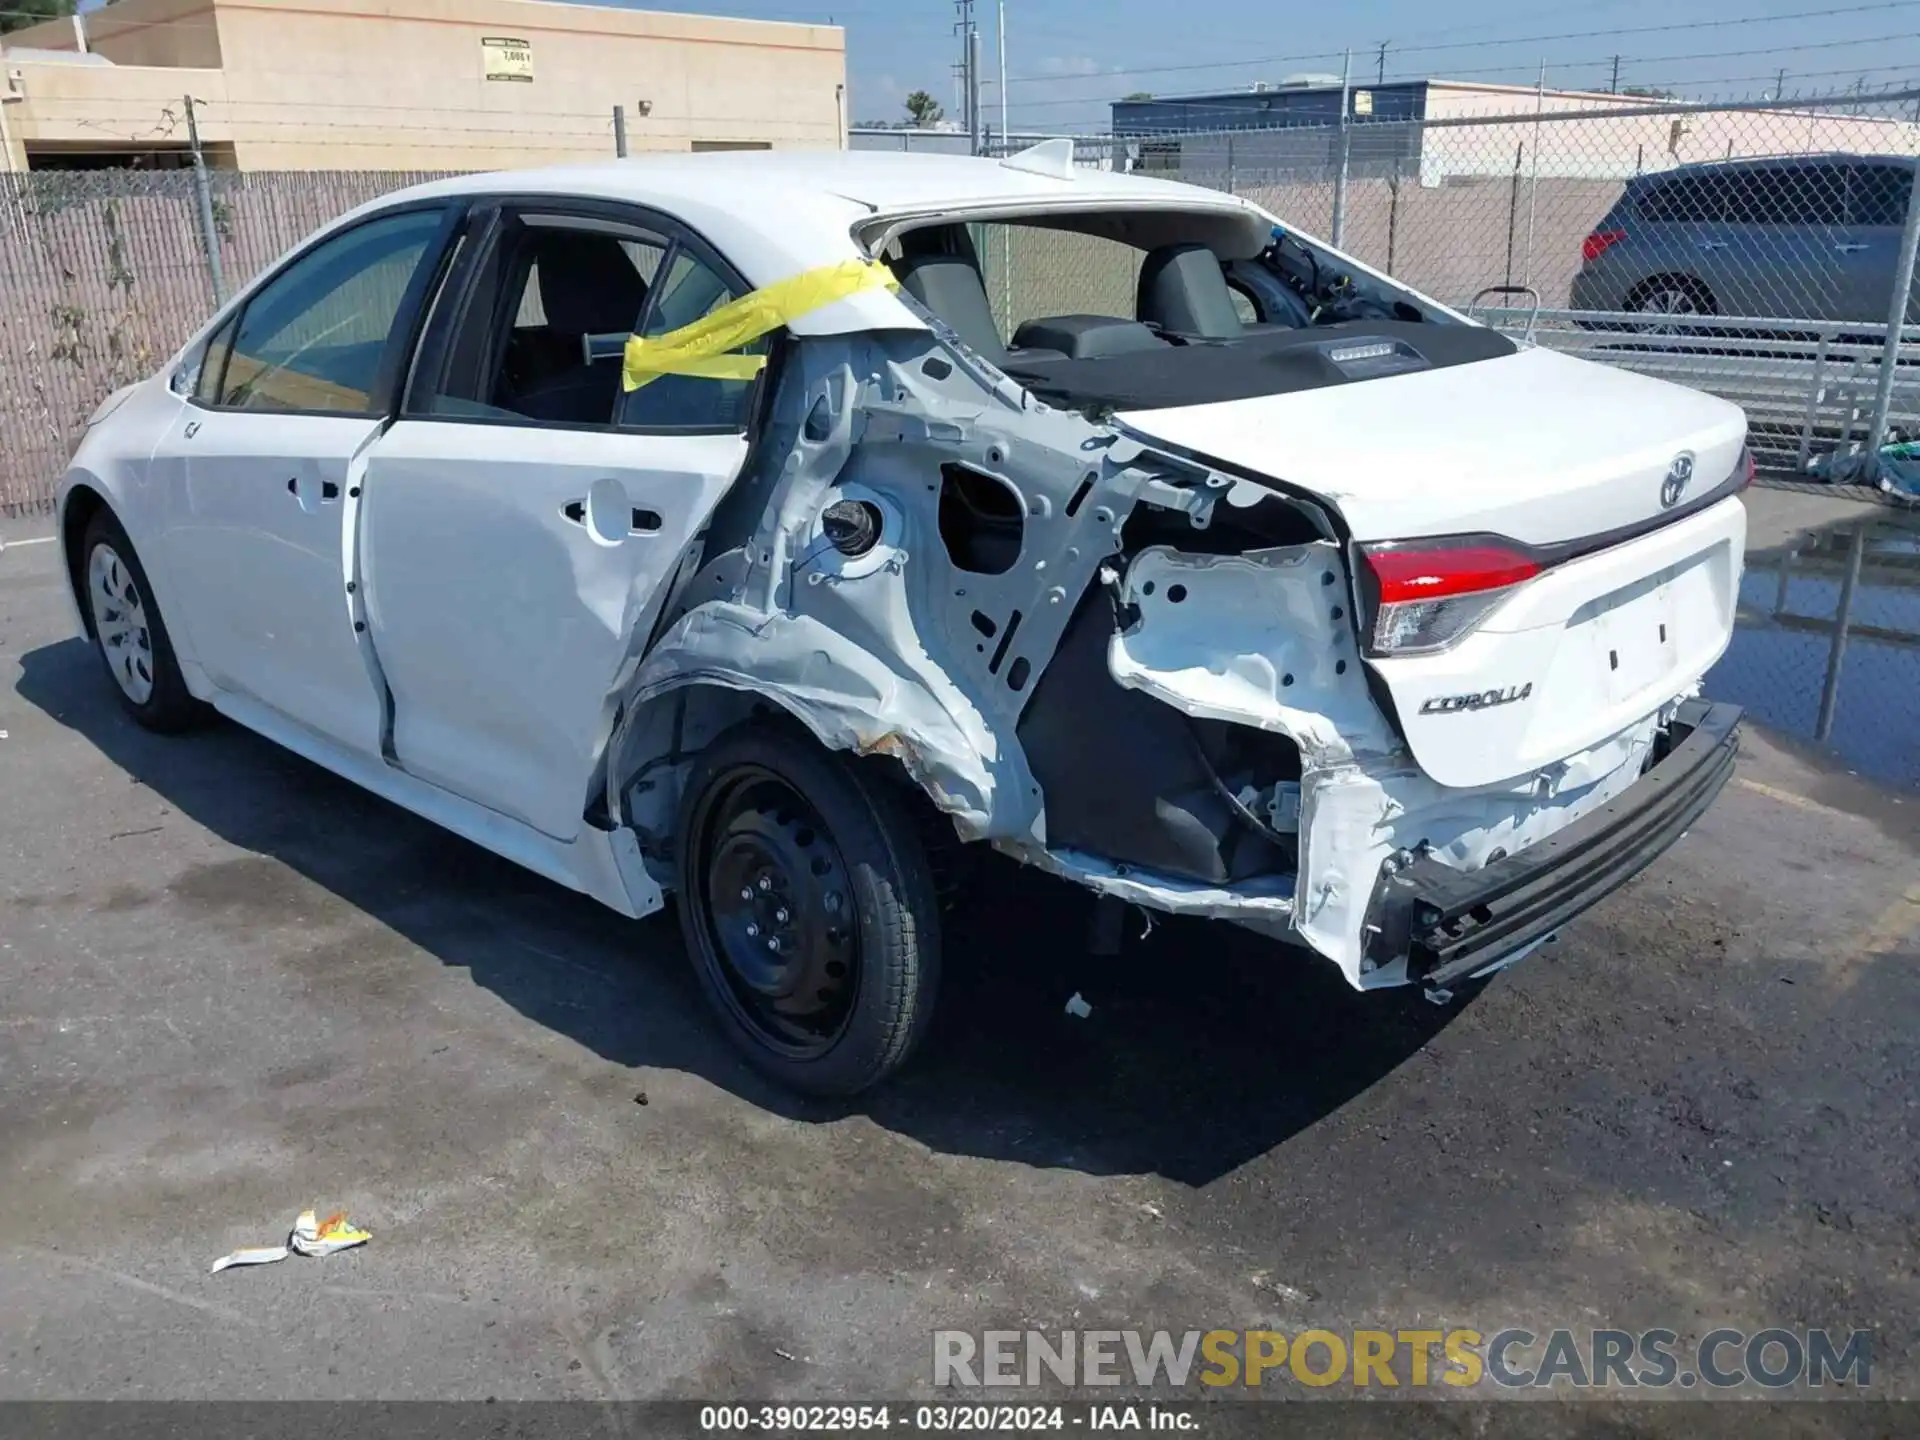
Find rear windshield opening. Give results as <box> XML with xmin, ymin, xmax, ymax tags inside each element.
<box><xmin>880</xmin><ymin>211</ymin><xmax>1506</xmax><ymax>415</ymax></box>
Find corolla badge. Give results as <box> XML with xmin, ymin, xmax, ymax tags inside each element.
<box><xmin>1419</xmin><ymin>683</ymin><xmax>1534</xmax><ymax>715</ymax></box>
<box><xmin>1660</xmin><ymin>452</ymin><xmax>1694</xmax><ymax>509</ymax></box>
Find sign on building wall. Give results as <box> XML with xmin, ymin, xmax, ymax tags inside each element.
<box><xmin>482</xmin><ymin>37</ymin><xmax>534</xmax><ymax>82</ymax></box>
<box><xmin>1352</xmin><ymin>89</ymin><xmax>1373</xmax><ymax>116</ymax></box>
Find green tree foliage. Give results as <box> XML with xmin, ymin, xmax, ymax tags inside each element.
<box><xmin>904</xmin><ymin>90</ymin><xmax>944</xmax><ymax>127</ymax></box>
<box><xmin>0</xmin><ymin>0</ymin><xmax>78</xmax><ymax>36</ymax></box>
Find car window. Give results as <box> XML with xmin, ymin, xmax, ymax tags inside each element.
<box><xmin>1637</xmin><ymin>166</ymin><xmax>1843</xmax><ymax>226</ymax></box>
<box><xmin>426</xmin><ymin>218</ymin><xmax>667</xmax><ymax>428</ymax></box>
<box><xmin>1849</xmin><ymin>164</ymin><xmax>1913</xmax><ymax>226</ymax></box>
<box><xmin>193</xmin><ymin>312</ymin><xmax>238</xmax><ymax>404</ymax></box>
<box><xmin>616</xmin><ymin>246</ymin><xmax>761</xmax><ymax>433</ymax></box>
<box><xmin>1738</xmin><ymin>165</ymin><xmax>1845</xmax><ymax>226</ymax></box>
<box><xmin>219</xmin><ymin>208</ymin><xmax>444</xmax><ymax>414</ymax></box>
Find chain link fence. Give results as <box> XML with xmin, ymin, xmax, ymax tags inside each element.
<box><xmin>981</xmin><ymin>87</ymin><xmax>1920</xmax><ymax>473</ymax></box>
<box><xmin>0</xmin><ymin>103</ymin><xmax>1913</xmax><ymax>787</ymax></box>
<box><xmin>0</xmin><ymin>169</ymin><xmax>453</xmax><ymax>519</ymax></box>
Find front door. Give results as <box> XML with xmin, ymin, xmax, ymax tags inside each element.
<box><xmin>358</xmin><ymin>208</ymin><xmax>759</xmax><ymax>840</ymax></box>
<box><xmin>1834</xmin><ymin>161</ymin><xmax>1916</xmax><ymax>325</ymax></box>
<box><xmin>154</xmin><ymin>205</ymin><xmax>454</xmax><ymax>755</ymax></box>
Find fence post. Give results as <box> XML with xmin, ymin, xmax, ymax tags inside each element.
<box><xmin>183</xmin><ymin>94</ymin><xmax>226</xmax><ymax>306</ymax></box>
<box><xmin>1815</xmin><ymin>521</ymin><xmax>1867</xmax><ymax>742</ymax></box>
<box><xmin>1331</xmin><ymin>49</ymin><xmax>1351</xmax><ymax>249</ymax></box>
<box><xmin>1864</xmin><ymin>161</ymin><xmax>1920</xmax><ymax>459</ymax></box>
<box><xmin>1504</xmin><ymin>142</ymin><xmax>1523</xmax><ymax>286</ymax></box>
<box><xmin>613</xmin><ymin>105</ymin><xmax>628</xmax><ymax>158</ymax></box>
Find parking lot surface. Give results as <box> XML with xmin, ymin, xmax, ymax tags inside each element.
<box><xmin>2</xmin><ymin>518</ymin><xmax>1917</xmax><ymax>1410</ymax></box>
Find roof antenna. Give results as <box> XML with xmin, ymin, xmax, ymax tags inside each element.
<box><xmin>1000</xmin><ymin>137</ymin><xmax>1075</xmax><ymax>178</ymax></box>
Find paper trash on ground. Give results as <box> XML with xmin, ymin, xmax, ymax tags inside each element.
<box><xmin>210</xmin><ymin>1209</ymin><xmax>371</xmax><ymax>1274</ymax></box>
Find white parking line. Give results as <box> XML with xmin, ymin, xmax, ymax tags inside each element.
<box><xmin>2</xmin><ymin>536</ymin><xmax>56</xmax><ymax>548</ymax></box>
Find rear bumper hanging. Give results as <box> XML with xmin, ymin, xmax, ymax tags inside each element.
<box><xmin>1362</xmin><ymin>698</ymin><xmax>1742</xmax><ymax>989</ymax></box>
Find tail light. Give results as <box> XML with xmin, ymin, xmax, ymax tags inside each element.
<box><xmin>1582</xmin><ymin>228</ymin><xmax>1627</xmax><ymax>262</ymax></box>
<box><xmin>1360</xmin><ymin>537</ymin><xmax>1542</xmax><ymax>656</ymax></box>
<box><xmin>1740</xmin><ymin>445</ymin><xmax>1756</xmax><ymax>489</ymax></box>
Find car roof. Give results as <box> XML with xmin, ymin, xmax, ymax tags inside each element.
<box><xmin>343</xmin><ymin>148</ymin><xmax>1270</xmax><ymax>336</ymax></box>
<box><xmin>1630</xmin><ymin>151</ymin><xmax>1918</xmax><ymax>185</ymax></box>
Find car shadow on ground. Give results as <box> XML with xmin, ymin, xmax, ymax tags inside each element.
<box><xmin>17</xmin><ymin>636</ymin><xmax>1474</xmax><ymax>1186</ymax></box>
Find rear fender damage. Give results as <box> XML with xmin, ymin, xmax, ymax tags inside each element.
<box><xmin>603</xmin><ymin>328</ymin><xmax>1249</xmax><ymax>857</ymax></box>
<box><xmin>597</xmin><ymin>324</ymin><xmax>1665</xmax><ymax>992</ymax></box>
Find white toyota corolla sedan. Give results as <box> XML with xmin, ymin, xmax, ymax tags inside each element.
<box><xmin>55</xmin><ymin>145</ymin><xmax>1749</xmax><ymax>1094</ymax></box>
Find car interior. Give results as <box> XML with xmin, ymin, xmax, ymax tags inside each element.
<box><xmin>886</xmin><ymin>222</ymin><xmax>1272</xmax><ymax>367</ymax></box>
<box><xmin>492</xmin><ymin>228</ymin><xmax>652</xmax><ymax>425</ymax></box>
<box><xmin>882</xmin><ymin>219</ymin><xmax>1502</xmax><ymax>413</ymax></box>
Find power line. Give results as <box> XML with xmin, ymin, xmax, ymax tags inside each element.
<box><xmin>998</xmin><ymin>0</ymin><xmax>1920</xmax><ymax>87</ymax></box>
<box><xmin>1002</xmin><ymin>34</ymin><xmax>1920</xmax><ymax>112</ymax></box>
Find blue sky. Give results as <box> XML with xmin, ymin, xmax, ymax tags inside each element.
<box><xmin>593</xmin><ymin>0</ymin><xmax>1920</xmax><ymax>130</ymax></box>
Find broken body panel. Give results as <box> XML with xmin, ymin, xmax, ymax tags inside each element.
<box><xmin>604</xmin><ymin>292</ymin><xmax>1746</xmax><ymax>990</ymax></box>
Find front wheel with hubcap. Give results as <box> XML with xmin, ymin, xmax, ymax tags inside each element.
<box><xmin>675</xmin><ymin>723</ymin><xmax>941</xmax><ymax>1096</ymax></box>
<box><xmin>81</xmin><ymin>509</ymin><xmax>199</xmax><ymax>732</ymax></box>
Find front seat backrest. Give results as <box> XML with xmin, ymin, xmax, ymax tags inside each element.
<box><xmin>1137</xmin><ymin>243</ymin><xmax>1245</xmax><ymax>340</ymax></box>
<box><xmin>894</xmin><ymin>252</ymin><xmax>1006</xmax><ymax>360</ymax></box>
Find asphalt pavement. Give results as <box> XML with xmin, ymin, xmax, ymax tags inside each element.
<box><xmin>2</xmin><ymin>519</ymin><xmax>1916</xmax><ymax>1417</ymax></box>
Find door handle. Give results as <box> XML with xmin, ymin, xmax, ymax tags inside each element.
<box><xmin>1834</xmin><ymin>242</ymin><xmax>1870</xmax><ymax>254</ymax></box>
<box><xmin>286</xmin><ymin>477</ymin><xmax>341</xmax><ymax>503</ymax></box>
<box><xmin>562</xmin><ymin>498</ymin><xmax>661</xmax><ymax>534</ymax></box>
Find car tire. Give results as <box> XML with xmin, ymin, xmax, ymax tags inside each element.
<box><xmin>674</xmin><ymin>721</ymin><xmax>942</xmax><ymax>1096</ymax></box>
<box><xmin>1624</xmin><ymin>275</ymin><xmax>1717</xmax><ymax>334</ymax></box>
<box><xmin>79</xmin><ymin>509</ymin><xmax>200</xmax><ymax>733</ymax></box>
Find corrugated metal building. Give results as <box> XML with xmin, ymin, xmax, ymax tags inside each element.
<box><xmin>1112</xmin><ymin>79</ymin><xmax>1920</xmax><ymax>188</ymax></box>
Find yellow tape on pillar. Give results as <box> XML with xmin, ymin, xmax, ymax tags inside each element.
<box><xmin>622</xmin><ymin>257</ymin><xmax>901</xmax><ymax>392</ymax></box>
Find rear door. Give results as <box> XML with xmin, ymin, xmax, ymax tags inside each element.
<box><xmin>150</xmin><ymin>205</ymin><xmax>456</xmax><ymax>755</ymax></box>
<box><xmin>358</xmin><ymin>202</ymin><xmax>759</xmax><ymax>841</ymax></box>
<box><xmin>1682</xmin><ymin>164</ymin><xmax>1845</xmax><ymax>322</ymax></box>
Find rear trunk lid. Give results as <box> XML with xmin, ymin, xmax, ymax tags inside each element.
<box><xmin>1117</xmin><ymin>343</ymin><xmax>1747</xmax><ymax>545</ymax></box>
<box><xmin>1117</xmin><ymin>344</ymin><xmax>1750</xmax><ymax>787</ymax></box>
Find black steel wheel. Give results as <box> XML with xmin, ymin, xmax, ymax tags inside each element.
<box><xmin>676</xmin><ymin>723</ymin><xmax>941</xmax><ymax>1095</ymax></box>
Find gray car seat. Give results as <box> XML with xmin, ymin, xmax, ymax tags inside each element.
<box><xmin>1136</xmin><ymin>242</ymin><xmax>1246</xmax><ymax>340</ymax></box>
<box><xmin>510</xmin><ymin>232</ymin><xmax>651</xmax><ymax>424</ymax></box>
<box><xmin>894</xmin><ymin>251</ymin><xmax>1008</xmax><ymax>360</ymax></box>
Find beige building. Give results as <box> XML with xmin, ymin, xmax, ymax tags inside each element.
<box><xmin>0</xmin><ymin>0</ymin><xmax>847</xmax><ymax>170</ymax></box>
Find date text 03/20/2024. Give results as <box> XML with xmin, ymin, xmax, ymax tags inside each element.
<box><xmin>699</xmin><ymin>1405</ymin><xmax>1191</xmax><ymax>1431</ymax></box>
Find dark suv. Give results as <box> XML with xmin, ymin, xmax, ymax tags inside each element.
<box><xmin>1570</xmin><ymin>153</ymin><xmax>1917</xmax><ymax>327</ymax></box>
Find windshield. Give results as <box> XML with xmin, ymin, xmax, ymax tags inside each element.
<box><xmin>883</xmin><ymin>212</ymin><xmax>1501</xmax><ymax>416</ymax></box>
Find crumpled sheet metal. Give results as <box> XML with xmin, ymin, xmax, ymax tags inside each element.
<box><xmin>1107</xmin><ymin>541</ymin><xmax>1399</xmax><ymax>767</ymax></box>
<box><xmin>621</xmin><ymin>602</ymin><xmax>1027</xmax><ymax>842</ymax></box>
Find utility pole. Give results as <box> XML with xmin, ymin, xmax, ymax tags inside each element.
<box><xmin>1376</xmin><ymin>41</ymin><xmax>1387</xmax><ymax>86</ymax></box>
<box><xmin>1332</xmin><ymin>48</ymin><xmax>1352</xmax><ymax>248</ymax></box>
<box><xmin>613</xmin><ymin>104</ymin><xmax>628</xmax><ymax>157</ymax></box>
<box><xmin>953</xmin><ymin>0</ymin><xmax>980</xmax><ymax>150</ymax></box>
<box><xmin>1608</xmin><ymin>55</ymin><xmax>1620</xmax><ymax>94</ymax></box>
<box><xmin>997</xmin><ymin>0</ymin><xmax>1008</xmax><ymax>153</ymax></box>
<box><xmin>1774</xmin><ymin>67</ymin><xmax>1787</xmax><ymax>99</ymax></box>
<box><xmin>970</xmin><ymin>24</ymin><xmax>983</xmax><ymax>154</ymax></box>
<box><xmin>183</xmin><ymin>94</ymin><xmax>226</xmax><ymax>305</ymax></box>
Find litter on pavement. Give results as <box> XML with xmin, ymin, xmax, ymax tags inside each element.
<box><xmin>209</xmin><ymin>1209</ymin><xmax>371</xmax><ymax>1274</ymax></box>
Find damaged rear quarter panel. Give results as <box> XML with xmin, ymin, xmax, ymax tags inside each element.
<box><xmin>601</xmin><ymin>323</ymin><xmax>1678</xmax><ymax>996</ymax></box>
<box><xmin>608</xmin><ymin>328</ymin><xmax>1200</xmax><ymax>845</ymax></box>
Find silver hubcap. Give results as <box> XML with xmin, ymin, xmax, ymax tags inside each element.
<box><xmin>1634</xmin><ymin>288</ymin><xmax>1699</xmax><ymax>335</ymax></box>
<box><xmin>88</xmin><ymin>542</ymin><xmax>155</xmax><ymax>705</ymax></box>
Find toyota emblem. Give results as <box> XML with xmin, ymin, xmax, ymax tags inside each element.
<box><xmin>1660</xmin><ymin>453</ymin><xmax>1694</xmax><ymax>509</ymax></box>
